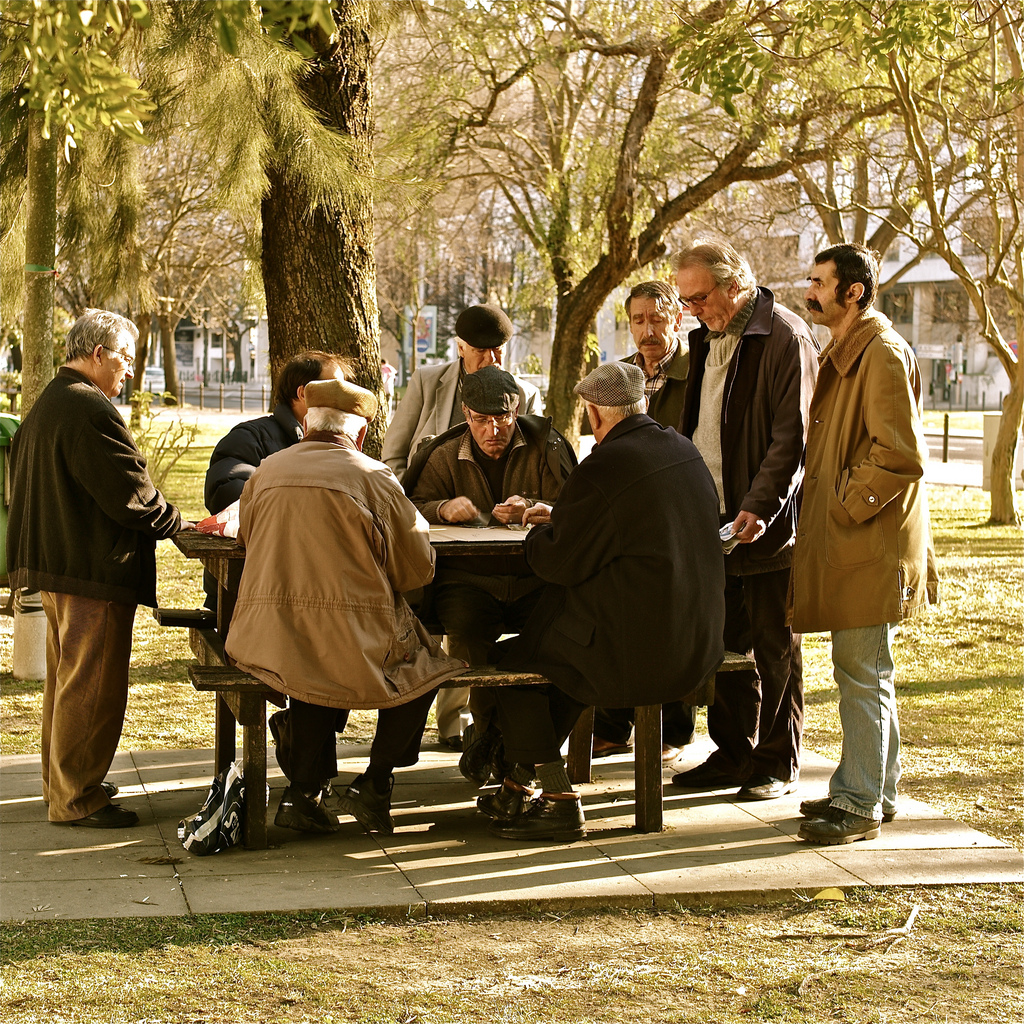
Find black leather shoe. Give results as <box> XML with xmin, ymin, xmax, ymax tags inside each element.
<box><xmin>477</xmin><ymin>778</ymin><xmax>537</xmax><ymax>820</ymax></box>
<box><xmin>459</xmin><ymin>724</ymin><xmax>501</xmax><ymax>786</ymax></box>
<box><xmin>800</xmin><ymin>795</ymin><xmax>896</xmax><ymax>823</ymax></box>
<box><xmin>58</xmin><ymin>804</ymin><xmax>139</xmax><ymax>828</ymax></box>
<box><xmin>334</xmin><ymin>773</ymin><xmax>395</xmax><ymax>834</ymax></box>
<box><xmin>670</xmin><ymin>762</ymin><xmax>748</xmax><ymax>790</ymax></box>
<box><xmin>798</xmin><ymin>810</ymin><xmax>881</xmax><ymax>845</ymax></box>
<box><xmin>101</xmin><ymin>780</ymin><xmax>119</xmax><ymax>798</ymax></box>
<box><xmin>489</xmin><ymin>793</ymin><xmax>586</xmax><ymax>842</ymax></box>
<box><xmin>439</xmin><ymin>733</ymin><xmax>463</xmax><ymax>752</ymax></box>
<box><xmin>736</xmin><ymin>775</ymin><xmax>798</xmax><ymax>800</ymax></box>
<box><xmin>274</xmin><ymin>786</ymin><xmax>340</xmax><ymax>833</ymax></box>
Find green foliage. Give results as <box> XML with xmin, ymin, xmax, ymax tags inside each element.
<box><xmin>0</xmin><ymin>0</ymin><xmax>155</xmax><ymax>150</ymax></box>
<box><xmin>128</xmin><ymin>389</ymin><xmax>198</xmax><ymax>490</ymax></box>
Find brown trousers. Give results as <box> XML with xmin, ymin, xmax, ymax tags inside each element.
<box><xmin>41</xmin><ymin>591</ymin><xmax>136</xmax><ymax>821</ymax></box>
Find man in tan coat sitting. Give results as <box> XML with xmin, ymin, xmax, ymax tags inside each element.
<box><xmin>225</xmin><ymin>378</ymin><xmax>465</xmax><ymax>836</ymax></box>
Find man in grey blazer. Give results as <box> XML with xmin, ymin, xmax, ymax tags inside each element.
<box><xmin>383</xmin><ymin>303</ymin><xmax>541</xmax><ymax>749</ymax></box>
<box><xmin>383</xmin><ymin>305</ymin><xmax>541</xmax><ymax>482</ymax></box>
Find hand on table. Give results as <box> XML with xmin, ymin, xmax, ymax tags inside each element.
<box><xmin>731</xmin><ymin>510</ymin><xmax>766</xmax><ymax>544</ymax></box>
<box><xmin>492</xmin><ymin>494</ymin><xmax>531</xmax><ymax>524</ymax></box>
<box><xmin>439</xmin><ymin>496</ymin><xmax>481</xmax><ymax>523</ymax></box>
<box><xmin>522</xmin><ymin>502</ymin><xmax>553</xmax><ymax>527</ymax></box>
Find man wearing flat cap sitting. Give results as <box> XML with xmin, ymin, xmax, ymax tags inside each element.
<box><xmin>383</xmin><ymin>303</ymin><xmax>541</xmax><ymax>749</ymax></box>
<box><xmin>225</xmin><ymin>378</ymin><xmax>465</xmax><ymax>836</ymax></box>
<box><xmin>404</xmin><ymin>364</ymin><xmax>576</xmax><ymax>780</ymax></box>
<box><xmin>481</xmin><ymin>362</ymin><xmax>726</xmax><ymax>841</ymax></box>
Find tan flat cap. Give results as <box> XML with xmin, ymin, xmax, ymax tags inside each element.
<box><xmin>574</xmin><ymin>362</ymin><xmax>645</xmax><ymax>406</ymax></box>
<box><xmin>304</xmin><ymin>377</ymin><xmax>378</xmax><ymax>420</ymax></box>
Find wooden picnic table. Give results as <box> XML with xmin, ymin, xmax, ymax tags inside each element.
<box><xmin>167</xmin><ymin>528</ymin><xmax>751</xmax><ymax>847</ymax></box>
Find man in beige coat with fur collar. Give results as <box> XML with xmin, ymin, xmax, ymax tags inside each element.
<box><xmin>791</xmin><ymin>243</ymin><xmax>938</xmax><ymax>846</ymax></box>
<box><xmin>226</xmin><ymin>378</ymin><xmax>465</xmax><ymax>836</ymax></box>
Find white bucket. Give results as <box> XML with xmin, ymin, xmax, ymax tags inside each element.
<box><xmin>13</xmin><ymin>589</ymin><xmax>47</xmax><ymax>681</ymax></box>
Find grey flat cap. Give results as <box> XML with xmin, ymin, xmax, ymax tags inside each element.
<box><xmin>574</xmin><ymin>361</ymin><xmax>645</xmax><ymax>406</ymax></box>
<box><xmin>455</xmin><ymin>304</ymin><xmax>514</xmax><ymax>349</ymax></box>
<box><xmin>461</xmin><ymin>365</ymin><xmax>520</xmax><ymax>415</ymax></box>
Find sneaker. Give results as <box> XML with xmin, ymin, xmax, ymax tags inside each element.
<box><xmin>333</xmin><ymin>773</ymin><xmax>395</xmax><ymax>835</ymax></box>
<box><xmin>736</xmin><ymin>775</ymin><xmax>798</xmax><ymax>801</ymax></box>
<box><xmin>488</xmin><ymin>792</ymin><xmax>586</xmax><ymax>842</ymax></box>
<box><xmin>800</xmin><ymin>795</ymin><xmax>897</xmax><ymax>823</ymax></box>
<box><xmin>477</xmin><ymin>778</ymin><xmax>537</xmax><ymax>820</ymax></box>
<box><xmin>274</xmin><ymin>785</ymin><xmax>340</xmax><ymax>833</ymax></box>
<box><xmin>798</xmin><ymin>810</ymin><xmax>881</xmax><ymax>845</ymax></box>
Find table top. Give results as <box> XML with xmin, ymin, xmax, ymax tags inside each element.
<box><xmin>172</xmin><ymin>525</ymin><xmax>528</xmax><ymax>562</ymax></box>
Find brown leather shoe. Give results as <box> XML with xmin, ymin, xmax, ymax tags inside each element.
<box><xmin>592</xmin><ymin>736</ymin><xmax>632</xmax><ymax>757</ymax></box>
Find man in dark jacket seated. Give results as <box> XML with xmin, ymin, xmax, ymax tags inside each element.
<box><xmin>404</xmin><ymin>365</ymin><xmax>575</xmax><ymax>776</ymax></box>
<box><xmin>483</xmin><ymin>362</ymin><xmax>726</xmax><ymax>841</ymax></box>
<box><xmin>204</xmin><ymin>350</ymin><xmax>348</xmax><ymax>515</ymax></box>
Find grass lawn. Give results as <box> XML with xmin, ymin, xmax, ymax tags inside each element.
<box><xmin>1</xmin><ymin>417</ymin><xmax>1021</xmax><ymax>1024</ymax></box>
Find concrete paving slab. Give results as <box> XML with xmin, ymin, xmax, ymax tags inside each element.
<box><xmin>821</xmin><ymin>846</ymin><xmax>1024</xmax><ymax>885</ymax></box>
<box><xmin>2</xmin><ymin>877</ymin><xmax>189</xmax><ymax>920</ymax></box>
<box><xmin>3</xmin><ymin>743</ymin><xmax>1020</xmax><ymax>920</ymax></box>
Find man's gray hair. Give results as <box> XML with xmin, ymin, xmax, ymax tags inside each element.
<box><xmin>305</xmin><ymin>406</ymin><xmax>366</xmax><ymax>438</ymax></box>
<box><xmin>66</xmin><ymin>308</ymin><xmax>139</xmax><ymax>362</ymax></box>
<box><xmin>671</xmin><ymin>239</ymin><xmax>757</xmax><ymax>293</ymax></box>
<box><xmin>591</xmin><ymin>397</ymin><xmax>648</xmax><ymax>421</ymax></box>
<box><xmin>625</xmin><ymin>280</ymin><xmax>683</xmax><ymax>317</ymax></box>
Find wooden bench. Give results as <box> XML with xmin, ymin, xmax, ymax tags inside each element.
<box><xmin>169</xmin><ymin>605</ymin><xmax>752</xmax><ymax>847</ymax></box>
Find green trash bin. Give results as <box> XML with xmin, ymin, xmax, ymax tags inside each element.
<box><xmin>0</xmin><ymin>412</ymin><xmax>20</xmax><ymax>578</ymax></box>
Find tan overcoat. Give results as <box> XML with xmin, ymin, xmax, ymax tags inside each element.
<box><xmin>225</xmin><ymin>435</ymin><xmax>465</xmax><ymax>709</ymax></box>
<box><xmin>789</xmin><ymin>312</ymin><xmax>939</xmax><ymax>633</ymax></box>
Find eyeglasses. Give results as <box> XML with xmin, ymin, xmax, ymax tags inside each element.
<box><xmin>101</xmin><ymin>345</ymin><xmax>135</xmax><ymax>368</ymax></box>
<box><xmin>677</xmin><ymin>291</ymin><xmax>712</xmax><ymax>309</ymax></box>
<box><xmin>467</xmin><ymin>411</ymin><xmax>515</xmax><ymax>427</ymax></box>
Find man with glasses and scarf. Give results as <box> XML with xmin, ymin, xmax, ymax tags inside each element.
<box><xmin>6</xmin><ymin>309</ymin><xmax>192</xmax><ymax>828</ymax></box>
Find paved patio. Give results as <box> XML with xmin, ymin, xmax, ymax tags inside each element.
<box><xmin>2</xmin><ymin>738</ymin><xmax>1019</xmax><ymax>921</ymax></box>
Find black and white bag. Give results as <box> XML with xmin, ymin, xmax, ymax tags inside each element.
<box><xmin>178</xmin><ymin>761</ymin><xmax>245</xmax><ymax>856</ymax></box>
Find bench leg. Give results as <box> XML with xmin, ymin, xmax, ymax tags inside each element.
<box><xmin>567</xmin><ymin>706</ymin><xmax>594</xmax><ymax>784</ymax></box>
<box><xmin>214</xmin><ymin>695</ymin><xmax>236</xmax><ymax>775</ymax></box>
<box><xmin>241</xmin><ymin>714</ymin><xmax>268</xmax><ymax>850</ymax></box>
<box><xmin>634</xmin><ymin>704</ymin><xmax>664</xmax><ymax>832</ymax></box>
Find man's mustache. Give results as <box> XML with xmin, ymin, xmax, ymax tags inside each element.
<box><xmin>806</xmin><ymin>300</ymin><xmax>823</xmax><ymax>312</ymax></box>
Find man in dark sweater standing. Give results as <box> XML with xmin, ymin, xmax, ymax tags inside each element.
<box><xmin>7</xmin><ymin>309</ymin><xmax>191</xmax><ymax>828</ymax></box>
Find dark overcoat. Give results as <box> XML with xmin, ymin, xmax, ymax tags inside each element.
<box><xmin>501</xmin><ymin>414</ymin><xmax>726</xmax><ymax>707</ymax></box>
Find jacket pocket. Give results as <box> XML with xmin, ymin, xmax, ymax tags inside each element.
<box><xmin>824</xmin><ymin>489</ymin><xmax>884</xmax><ymax>568</ymax></box>
<box><xmin>553</xmin><ymin>612</ymin><xmax>595</xmax><ymax>648</ymax></box>
<box><xmin>104</xmin><ymin>531</ymin><xmax>137</xmax><ymax>566</ymax></box>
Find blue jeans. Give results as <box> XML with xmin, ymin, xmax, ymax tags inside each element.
<box><xmin>828</xmin><ymin>623</ymin><xmax>900</xmax><ymax>820</ymax></box>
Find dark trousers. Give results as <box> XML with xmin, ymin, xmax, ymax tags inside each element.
<box><xmin>705</xmin><ymin>569</ymin><xmax>803</xmax><ymax>781</ymax></box>
<box><xmin>493</xmin><ymin>683</ymin><xmax>588</xmax><ymax>766</ymax></box>
<box><xmin>273</xmin><ymin>688</ymin><xmax>438</xmax><ymax>791</ymax></box>
<box><xmin>434</xmin><ymin>581</ymin><xmax>544</xmax><ymax>733</ymax></box>
<box><xmin>594</xmin><ymin>702</ymin><xmax>696</xmax><ymax>747</ymax></box>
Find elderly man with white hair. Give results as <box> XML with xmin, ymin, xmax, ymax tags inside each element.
<box><xmin>225</xmin><ymin>377</ymin><xmax>465</xmax><ymax>836</ymax></box>
<box><xmin>482</xmin><ymin>362</ymin><xmax>726</xmax><ymax>842</ymax></box>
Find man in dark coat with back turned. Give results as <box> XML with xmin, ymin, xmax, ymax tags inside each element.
<box><xmin>6</xmin><ymin>309</ymin><xmax>190</xmax><ymax>828</ymax></box>
<box><xmin>483</xmin><ymin>362</ymin><xmax>725</xmax><ymax>841</ymax></box>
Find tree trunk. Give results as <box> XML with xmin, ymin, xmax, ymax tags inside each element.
<box><xmin>126</xmin><ymin>311</ymin><xmax>152</xmax><ymax>402</ymax></box>
<box><xmin>158</xmin><ymin>313</ymin><xmax>181</xmax><ymax>398</ymax></box>
<box><xmin>261</xmin><ymin>2</ymin><xmax>384</xmax><ymax>456</ymax></box>
<box><xmin>989</xmin><ymin>356</ymin><xmax>1023</xmax><ymax>527</ymax></box>
<box><xmin>21</xmin><ymin>111</ymin><xmax>57</xmax><ymax>416</ymax></box>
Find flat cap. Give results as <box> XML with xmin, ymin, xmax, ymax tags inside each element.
<box><xmin>304</xmin><ymin>377</ymin><xmax>379</xmax><ymax>421</ymax></box>
<box><xmin>574</xmin><ymin>361</ymin><xmax>645</xmax><ymax>406</ymax></box>
<box><xmin>461</xmin><ymin>365</ymin><xmax>520</xmax><ymax>416</ymax></box>
<box><xmin>455</xmin><ymin>304</ymin><xmax>514</xmax><ymax>349</ymax></box>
